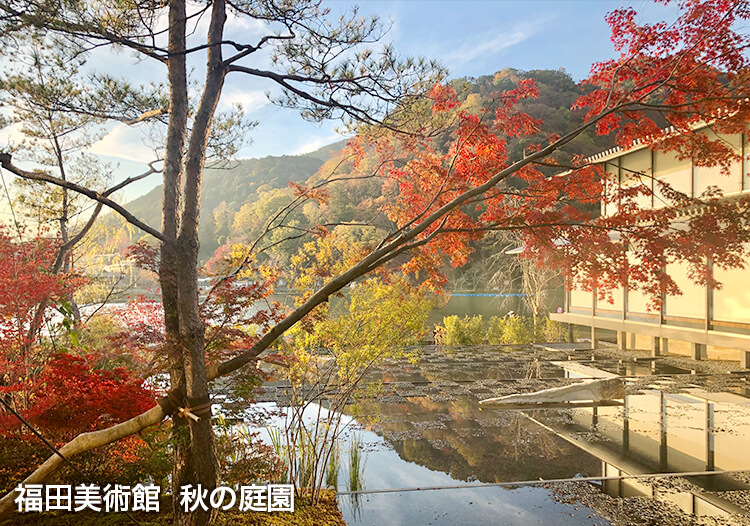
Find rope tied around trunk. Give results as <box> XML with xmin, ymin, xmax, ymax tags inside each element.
<box><xmin>157</xmin><ymin>389</ymin><xmax>212</xmax><ymax>422</ymax></box>
<box><xmin>183</xmin><ymin>395</ymin><xmax>213</xmax><ymax>421</ymax></box>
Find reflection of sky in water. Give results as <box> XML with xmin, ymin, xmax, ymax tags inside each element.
<box><xmin>242</xmin><ymin>347</ymin><xmax>750</xmax><ymax>523</ymax></box>
<box><xmin>339</xmin><ymin>430</ymin><xmax>609</xmax><ymax>526</ymax></box>
<box><xmin>343</xmin><ymin>487</ymin><xmax>609</xmax><ymax>526</ymax></box>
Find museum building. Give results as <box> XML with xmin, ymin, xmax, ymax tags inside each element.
<box><xmin>550</xmin><ymin>127</ymin><xmax>750</xmax><ymax>365</ymax></box>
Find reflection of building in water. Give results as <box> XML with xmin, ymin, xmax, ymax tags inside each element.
<box><xmin>534</xmin><ymin>363</ymin><xmax>750</xmax><ymax>518</ymax></box>
<box><xmin>551</xmin><ymin>127</ymin><xmax>750</xmax><ymax>365</ymax></box>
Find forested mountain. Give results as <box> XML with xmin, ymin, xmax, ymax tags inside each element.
<box><xmin>105</xmin><ymin>142</ymin><xmax>346</xmax><ymax>260</ymax></box>
<box><xmin>103</xmin><ymin>69</ymin><xmax>614</xmax><ymax>265</ymax></box>
<box><xmin>446</xmin><ymin>68</ymin><xmax>613</xmax><ymax>166</ymax></box>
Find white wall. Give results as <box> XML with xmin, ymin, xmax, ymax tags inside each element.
<box><xmin>570</xmin><ymin>287</ymin><xmax>592</xmax><ymax>310</ymax></box>
<box><xmin>664</xmin><ymin>260</ymin><xmax>705</xmax><ymax>319</ymax></box>
<box><xmin>602</xmin><ymin>161</ymin><xmax>618</xmax><ymax>216</ymax></box>
<box><xmin>654</xmin><ymin>150</ymin><xmax>692</xmax><ymax>205</ymax></box>
<box><xmin>694</xmin><ymin>130</ymin><xmax>743</xmax><ymax>197</ymax></box>
<box><xmin>621</xmin><ymin>148</ymin><xmax>653</xmax><ymax>209</ymax></box>
<box><xmin>714</xmin><ymin>245</ymin><xmax>750</xmax><ymax>323</ymax></box>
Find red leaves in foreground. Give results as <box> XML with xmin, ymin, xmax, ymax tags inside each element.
<box><xmin>0</xmin><ymin>228</ymin><xmax>79</xmax><ymax>356</ymax></box>
<box><xmin>0</xmin><ymin>230</ymin><xmax>155</xmax><ymax>447</ymax></box>
<box><xmin>575</xmin><ymin>0</ymin><xmax>749</xmax><ymax>162</ymax></box>
<box><xmin>0</xmin><ymin>353</ymin><xmax>154</xmax><ymax>441</ymax></box>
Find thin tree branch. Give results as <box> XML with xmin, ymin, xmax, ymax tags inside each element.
<box><xmin>0</xmin><ymin>154</ymin><xmax>166</xmax><ymax>242</ymax></box>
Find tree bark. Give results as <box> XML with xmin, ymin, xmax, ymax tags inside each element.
<box><xmin>169</xmin><ymin>0</ymin><xmax>226</xmax><ymax>524</ymax></box>
<box><xmin>159</xmin><ymin>1</ymin><xmax>198</xmax><ymax>524</ymax></box>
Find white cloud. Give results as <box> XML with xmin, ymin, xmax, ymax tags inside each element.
<box><xmin>88</xmin><ymin>124</ymin><xmax>159</xmax><ymax>163</ymax></box>
<box><xmin>444</xmin><ymin>29</ymin><xmax>531</xmax><ymax>68</ymax></box>
<box><xmin>226</xmin><ymin>10</ymin><xmax>267</xmax><ymax>35</ymax></box>
<box><xmin>220</xmin><ymin>89</ymin><xmax>271</xmax><ymax>113</ymax></box>
<box><xmin>292</xmin><ymin>133</ymin><xmax>347</xmax><ymax>156</ymax></box>
<box><xmin>0</xmin><ymin>122</ymin><xmax>26</xmax><ymax>145</ymax></box>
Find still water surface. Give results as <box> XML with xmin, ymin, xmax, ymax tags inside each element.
<box><xmin>246</xmin><ymin>346</ymin><xmax>750</xmax><ymax>524</ymax></box>
<box><xmin>250</xmin><ymin>347</ymin><xmax>614</xmax><ymax>525</ymax></box>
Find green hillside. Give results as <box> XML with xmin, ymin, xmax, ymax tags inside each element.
<box><xmin>114</xmin><ymin>147</ymin><xmax>342</xmax><ymax>260</ymax></box>
<box><xmin>125</xmin><ymin>155</ymin><xmax>324</xmax><ymax>230</ymax></box>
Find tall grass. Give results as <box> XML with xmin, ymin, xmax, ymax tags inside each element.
<box><xmin>347</xmin><ymin>433</ymin><xmax>366</xmax><ymax>493</ymax></box>
<box><xmin>267</xmin><ymin>426</ymin><xmax>289</xmax><ymax>484</ymax></box>
<box><xmin>325</xmin><ymin>439</ymin><xmax>340</xmax><ymax>489</ymax></box>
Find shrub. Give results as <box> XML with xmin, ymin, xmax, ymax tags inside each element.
<box><xmin>215</xmin><ymin>416</ymin><xmax>284</xmax><ymax>487</ymax></box>
<box><xmin>438</xmin><ymin>315</ymin><xmax>484</xmax><ymax>345</ymax></box>
<box><xmin>502</xmin><ymin>316</ymin><xmax>533</xmax><ymax>344</ymax></box>
<box><xmin>438</xmin><ymin>314</ymin><xmax>567</xmax><ymax>346</ymax></box>
<box><xmin>487</xmin><ymin>315</ymin><xmax>533</xmax><ymax>345</ymax></box>
<box><xmin>486</xmin><ymin>316</ymin><xmax>505</xmax><ymax>345</ymax></box>
<box><xmin>537</xmin><ymin>316</ymin><xmax>568</xmax><ymax>342</ymax></box>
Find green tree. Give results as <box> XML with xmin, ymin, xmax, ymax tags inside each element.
<box><xmin>277</xmin><ymin>271</ymin><xmax>432</xmax><ymax>503</ymax></box>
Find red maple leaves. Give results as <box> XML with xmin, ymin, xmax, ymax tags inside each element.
<box><xmin>0</xmin><ymin>229</ymin><xmax>154</xmax><ymax>445</ymax></box>
<box><xmin>576</xmin><ymin>0</ymin><xmax>749</xmax><ymax>159</ymax></box>
<box><xmin>343</xmin><ymin>0</ymin><xmax>750</xmax><ymax>302</ymax></box>
<box><xmin>1</xmin><ymin>353</ymin><xmax>155</xmax><ymax>441</ymax></box>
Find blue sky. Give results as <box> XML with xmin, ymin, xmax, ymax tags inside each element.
<box><xmin>226</xmin><ymin>0</ymin><xmax>677</xmax><ymax>162</ymax></box>
<box><xmin>2</xmin><ymin>1</ymin><xmax>681</xmax><ymax>202</ymax></box>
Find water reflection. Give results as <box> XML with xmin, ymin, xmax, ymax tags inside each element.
<box><xmin>342</xmin><ymin>348</ymin><xmax>603</xmax><ymax>484</ymax></box>
<box><xmin>343</xmin><ymin>486</ymin><xmax>610</xmax><ymax>526</ymax></box>
<box><xmin>252</xmin><ymin>347</ymin><xmax>614</xmax><ymax>524</ymax></box>
<box><xmin>247</xmin><ymin>400</ymin><xmax>610</xmax><ymax>526</ymax></box>
<box><xmin>339</xmin><ymin>348</ymin><xmax>613</xmax><ymax>524</ymax></box>
<box><xmin>532</xmin><ymin>363</ymin><xmax>750</xmax><ymax>518</ymax></box>
<box><xmin>352</xmin><ymin>395</ymin><xmax>600</xmax><ymax>484</ymax></box>
<box><xmin>250</xmin><ymin>347</ymin><xmax>750</xmax><ymax>523</ymax></box>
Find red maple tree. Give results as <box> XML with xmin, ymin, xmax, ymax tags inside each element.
<box><xmin>338</xmin><ymin>0</ymin><xmax>750</xmax><ymax>306</ymax></box>
<box><xmin>0</xmin><ymin>229</ymin><xmax>161</xmax><ymax>492</ymax></box>
<box><xmin>0</xmin><ymin>228</ymin><xmax>77</xmax><ymax>409</ymax></box>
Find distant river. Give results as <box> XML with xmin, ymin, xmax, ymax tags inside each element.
<box><xmin>83</xmin><ymin>288</ymin><xmax>564</xmax><ymax>330</ymax></box>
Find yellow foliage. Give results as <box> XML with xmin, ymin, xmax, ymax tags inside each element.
<box><xmin>284</xmin><ymin>276</ymin><xmax>433</xmax><ymax>388</ymax></box>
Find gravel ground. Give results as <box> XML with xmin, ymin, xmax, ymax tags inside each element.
<box><xmin>552</xmin><ymin>481</ymin><xmax>750</xmax><ymax>526</ymax></box>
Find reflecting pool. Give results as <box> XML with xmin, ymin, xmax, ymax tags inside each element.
<box><xmin>247</xmin><ymin>346</ymin><xmax>750</xmax><ymax>525</ymax></box>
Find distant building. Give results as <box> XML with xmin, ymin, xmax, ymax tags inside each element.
<box><xmin>550</xmin><ymin>127</ymin><xmax>750</xmax><ymax>365</ymax></box>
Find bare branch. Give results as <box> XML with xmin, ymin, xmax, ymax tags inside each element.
<box><xmin>120</xmin><ymin>107</ymin><xmax>168</xmax><ymax>125</ymax></box>
<box><xmin>0</xmin><ymin>154</ymin><xmax>166</xmax><ymax>242</ymax></box>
